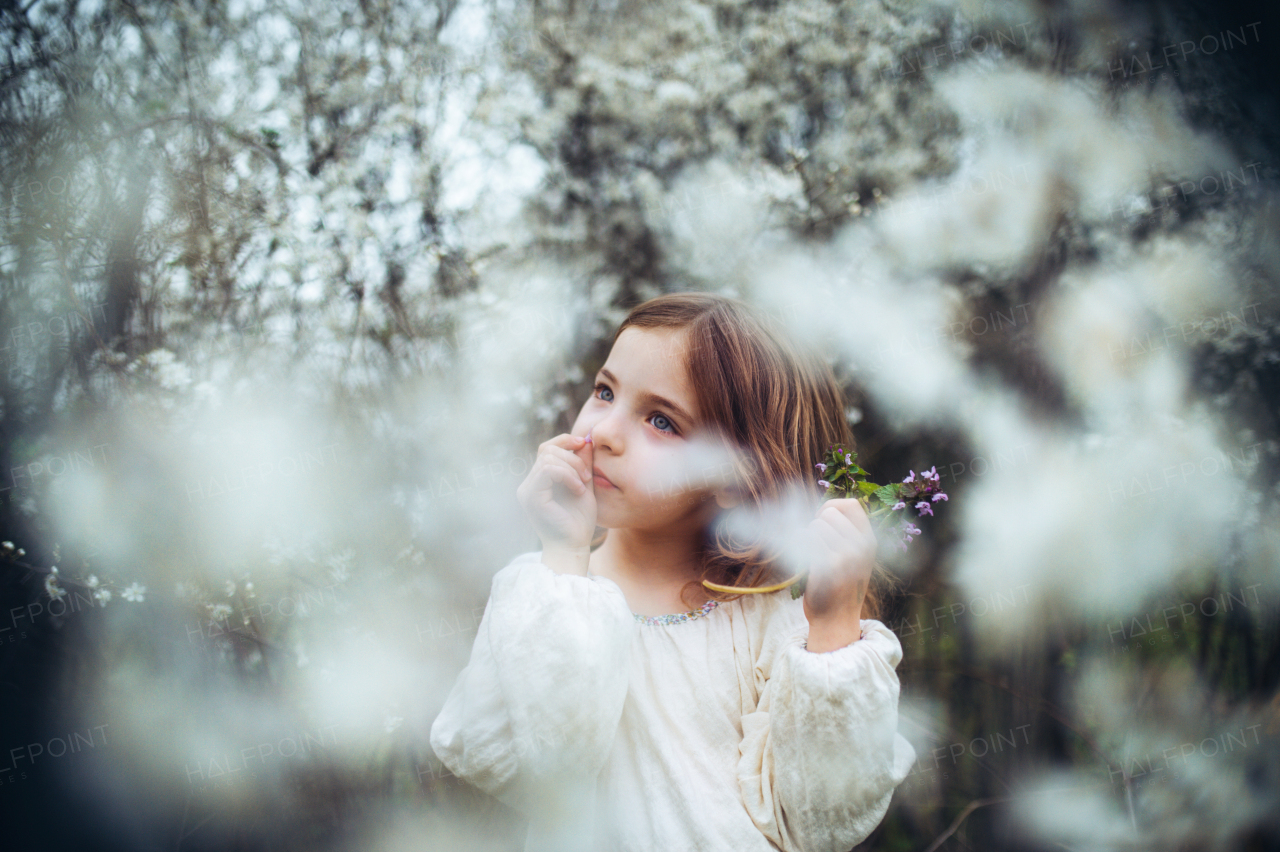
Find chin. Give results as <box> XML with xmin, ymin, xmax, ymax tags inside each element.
<box><xmin>593</xmin><ymin>503</ymin><xmax>622</xmax><ymax>529</ymax></box>
<box><xmin>594</xmin><ymin>504</ymin><xmax>654</xmax><ymax>531</ymax></box>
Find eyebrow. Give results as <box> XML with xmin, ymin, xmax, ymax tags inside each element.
<box><xmin>598</xmin><ymin>368</ymin><xmax>696</xmax><ymax>426</ymax></box>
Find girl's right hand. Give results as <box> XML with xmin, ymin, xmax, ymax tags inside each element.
<box><xmin>516</xmin><ymin>433</ymin><xmax>596</xmax><ymax>552</ymax></box>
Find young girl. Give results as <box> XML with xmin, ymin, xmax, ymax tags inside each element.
<box><xmin>430</xmin><ymin>293</ymin><xmax>916</xmax><ymax>852</ymax></box>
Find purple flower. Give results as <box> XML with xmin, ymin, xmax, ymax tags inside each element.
<box><xmin>892</xmin><ymin>501</ymin><xmax>906</xmax><ymax>511</ymax></box>
<box><xmin>902</xmin><ymin>470</ymin><xmax>915</xmax><ymax>483</ymax></box>
<box><xmin>915</xmin><ymin>501</ymin><xmax>933</xmax><ymax>517</ymax></box>
<box><xmin>932</xmin><ymin>492</ymin><xmax>948</xmax><ymax>502</ymax></box>
<box><xmin>845</xmin><ymin>453</ymin><xmax>853</xmax><ymax>465</ymax></box>
<box><xmin>923</xmin><ymin>466</ymin><xmax>939</xmax><ymax>481</ymax></box>
<box><xmin>818</xmin><ymin>480</ymin><xmax>831</xmax><ymax>490</ymax></box>
<box><xmin>815</xmin><ymin>463</ymin><xmax>827</xmax><ymax>473</ymax></box>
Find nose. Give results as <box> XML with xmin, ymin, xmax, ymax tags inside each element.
<box><xmin>587</xmin><ymin>407</ymin><xmax>624</xmax><ymax>454</ymax></box>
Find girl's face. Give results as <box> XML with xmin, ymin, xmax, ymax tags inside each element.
<box><xmin>570</xmin><ymin>326</ymin><xmax>726</xmax><ymax>532</ymax></box>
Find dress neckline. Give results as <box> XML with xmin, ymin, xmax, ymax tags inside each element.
<box><xmin>631</xmin><ymin>598</ymin><xmax>721</xmax><ymax>626</ymax></box>
<box><xmin>585</xmin><ymin>568</ymin><xmax>723</xmax><ymax>626</ymax></box>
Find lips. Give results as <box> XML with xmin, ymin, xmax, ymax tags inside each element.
<box><xmin>592</xmin><ymin>467</ymin><xmax>617</xmax><ymax>489</ymax></box>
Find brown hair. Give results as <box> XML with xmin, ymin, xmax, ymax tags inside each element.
<box><xmin>597</xmin><ymin>292</ymin><xmax>883</xmax><ymax>619</ymax></box>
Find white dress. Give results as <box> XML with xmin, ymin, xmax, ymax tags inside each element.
<box><xmin>429</xmin><ymin>551</ymin><xmax>916</xmax><ymax>852</ymax></box>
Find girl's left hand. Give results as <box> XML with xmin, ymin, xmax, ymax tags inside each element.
<box><xmin>801</xmin><ymin>498</ymin><xmax>876</xmax><ymax>632</ymax></box>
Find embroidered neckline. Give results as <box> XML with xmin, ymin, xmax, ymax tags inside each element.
<box><xmin>582</xmin><ymin>567</ymin><xmax>724</xmax><ymax>626</ymax></box>
<box><xmin>632</xmin><ymin>599</ymin><xmax>720</xmax><ymax>626</ymax></box>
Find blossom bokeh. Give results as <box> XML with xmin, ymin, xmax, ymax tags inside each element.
<box><xmin>1</xmin><ymin>0</ymin><xmax>1278</xmax><ymax>850</ymax></box>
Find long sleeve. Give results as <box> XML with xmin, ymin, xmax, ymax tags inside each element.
<box><xmin>429</xmin><ymin>551</ymin><xmax>634</xmax><ymax>827</ymax></box>
<box><xmin>737</xmin><ymin>610</ymin><xmax>916</xmax><ymax>852</ymax></box>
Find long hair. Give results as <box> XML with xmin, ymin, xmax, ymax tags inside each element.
<box><xmin>596</xmin><ymin>292</ymin><xmax>883</xmax><ymax>619</ymax></box>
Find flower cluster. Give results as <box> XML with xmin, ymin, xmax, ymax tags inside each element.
<box><xmin>705</xmin><ymin>445</ymin><xmax>951</xmax><ymax>599</ymax></box>
<box><xmin>815</xmin><ymin>445</ymin><xmax>949</xmax><ymax>556</ymax></box>
<box><xmin>889</xmin><ymin>467</ymin><xmax>948</xmax><ymax>544</ymax></box>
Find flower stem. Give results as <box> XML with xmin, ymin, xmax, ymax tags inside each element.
<box><xmin>703</xmin><ymin>569</ymin><xmax>809</xmax><ymax>595</ymax></box>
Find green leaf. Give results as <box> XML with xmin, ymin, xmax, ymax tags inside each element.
<box><xmin>873</xmin><ymin>484</ymin><xmax>900</xmax><ymax>505</ymax></box>
<box><xmin>857</xmin><ymin>480</ymin><xmax>879</xmax><ymax>496</ymax></box>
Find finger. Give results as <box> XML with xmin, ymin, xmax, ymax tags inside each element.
<box><xmin>543</xmin><ymin>444</ymin><xmax>592</xmax><ymax>483</ymax></box>
<box><xmin>803</xmin><ymin>520</ymin><xmax>842</xmax><ymax>575</ymax></box>
<box><xmin>542</xmin><ymin>462</ymin><xmax>589</xmax><ymax>496</ymax></box>
<box><xmin>813</xmin><ymin>507</ymin><xmax>876</xmax><ymax>562</ymax></box>
<box><xmin>821</xmin><ymin>499</ymin><xmax>876</xmax><ymax>542</ymax></box>
<box><xmin>815</xmin><ymin>496</ymin><xmax>867</xmax><ymax>524</ymax></box>
<box><xmin>542</xmin><ymin>432</ymin><xmax>591</xmax><ymax>470</ymax></box>
<box><xmin>816</xmin><ymin>502</ymin><xmax>862</xmax><ymax>539</ymax></box>
<box><xmin>809</xmin><ymin>515</ymin><xmax>847</xmax><ymax>554</ymax></box>
<box><xmin>575</xmin><ymin>432</ymin><xmax>593</xmax><ymax>474</ymax></box>
<box><xmin>839</xmin><ymin>498</ymin><xmax>876</xmax><ymax>539</ymax></box>
<box><xmin>542</xmin><ymin>433</ymin><xmax>589</xmax><ymax>454</ymax></box>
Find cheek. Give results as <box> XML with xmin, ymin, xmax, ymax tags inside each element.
<box><xmin>570</xmin><ymin>402</ymin><xmax>599</xmax><ymax>434</ymax></box>
<box><xmin>629</xmin><ymin>443</ymin><xmax>703</xmax><ymax>502</ymax></box>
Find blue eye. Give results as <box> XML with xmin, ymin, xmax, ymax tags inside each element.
<box><xmin>650</xmin><ymin>414</ymin><xmax>676</xmax><ymax>434</ymax></box>
<box><xmin>594</xmin><ymin>382</ymin><xmax>679</xmax><ymax>436</ymax></box>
